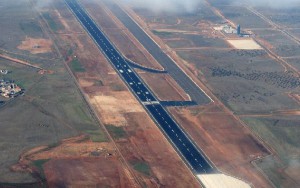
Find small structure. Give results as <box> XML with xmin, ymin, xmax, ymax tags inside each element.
<box><xmin>237</xmin><ymin>25</ymin><xmax>241</xmax><ymax>35</ymax></box>
<box><xmin>33</xmin><ymin>44</ymin><xmax>40</xmax><ymax>49</ymax></box>
<box><xmin>0</xmin><ymin>70</ymin><xmax>8</xmax><ymax>75</ymax></box>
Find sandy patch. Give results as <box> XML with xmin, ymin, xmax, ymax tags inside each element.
<box><xmin>18</xmin><ymin>37</ymin><xmax>53</xmax><ymax>54</ymax></box>
<box><xmin>227</xmin><ymin>39</ymin><xmax>262</xmax><ymax>50</ymax></box>
<box><xmin>91</xmin><ymin>91</ymin><xmax>143</xmax><ymax>126</ymax></box>
<box><xmin>78</xmin><ymin>78</ymin><xmax>94</xmax><ymax>87</ymax></box>
<box><xmin>197</xmin><ymin>174</ymin><xmax>251</xmax><ymax>188</ymax></box>
<box><xmin>20</xmin><ymin>135</ymin><xmax>114</xmax><ymax>161</ymax></box>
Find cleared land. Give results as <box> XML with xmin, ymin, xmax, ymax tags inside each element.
<box><xmin>227</xmin><ymin>39</ymin><xmax>262</xmax><ymax>50</ymax></box>
<box><xmin>90</xmin><ymin>91</ymin><xmax>144</xmax><ymax>126</ymax></box>
<box><xmin>139</xmin><ymin>73</ymin><xmax>190</xmax><ymax>101</ymax></box>
<box><xmin>17</xmin><ymin>37</ymin><xmax>53</xmax><ymax>54</ymax></box>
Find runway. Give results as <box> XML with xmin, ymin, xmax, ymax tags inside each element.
<box><xmin>65</xmin><ymin>0</ymin><xmax>214</xmax><ymax>174</ymax></box>
<box><xmin>105</xmin><ymin>2</ymin><xmax>212</xmax><ymax>105</ymax></box>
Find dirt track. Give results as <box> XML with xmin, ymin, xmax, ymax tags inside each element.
<box><xmin>0</xmin><ymin>53</ymin><xmax>42</xmax><ymax>70</ymax></box>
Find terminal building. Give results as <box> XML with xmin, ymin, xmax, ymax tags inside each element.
<box><xmin>222</xmin><ymin>25</ymin><xmax>237</xmax><ymax>34</ymax></box>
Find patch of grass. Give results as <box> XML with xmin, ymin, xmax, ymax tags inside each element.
<box><xmin>32</xmin><ymin>159</ymin><xmax>50</xmax><ymax>171</ymax></box>
<box><xmin>152</xmin><ymin>30</ymin><xmax>172</xmax><ymax>37</ymax></box>
<box><xmin>85</xmin><ymin>129</ymin><xmax>108</xmax><ymax>142</ymax></box>
<box><xmin>243</xmin><ymin>117</ymin><xmax>300</xmax><ymax>187</ymax></box>
<box><xmin>110</xmin><ymin>83</ymin><xmax>125</xmax><ymax>91</ymax></box>
<box><xmin>94</xmin><ymin>80</ymin><xmax>104</xmax><ymax>86</ymax></box>
<box><xmin>31</xmin><ymin>159</ymin><xmax>50</xmax><ymax>179</ymax></box>
<box><xmin>67</xmin><ymin>47</ymin><xmax>74</xmax><ymax>56</ymax></box>
<box><xmin>73</xmin><ymin>105</ymin><xmax>92</xmax><ymax>122</ymax></box>
<box><xmin>70</xmin><ymin>58</ymin><xmax>86</xmax><ymax>72</ymax></box>
<box><xmin>42</xmin><ymin>12</ymin><xmax>63</xmax><ymax>32</ymax></box>
<box><xmin>132</xmin><ymin>161</ymin><xmax>151</xmax><ymax>176</ymax></box>
<box><xmin>243</xmin><ymin>117</ymin><xmax>300</xmax><ymax>161</ymax></box>
<box><xmin>19</xmin><ymin>20</ymin><xmax>43</xmax><ymax>37</ymax></box>
<box><xmin>48</xmin><ymin>142</ymin><xmax>60</xmax><ymax>149</ymax></box>
<box><xmin>105</xmin><ymin>124</ymin><xmax>126</xmax><ymax>139</ymax></box>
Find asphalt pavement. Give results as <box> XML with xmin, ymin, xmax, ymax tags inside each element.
<box><xmin>65</xmin><ymin>0</ymin><xmax>214</xmax><ymax>174</ymax></box>
<box><xmin>105</xmin><ymin>2</ymin><xmax>212</xmax><ymax>105</ymax></box>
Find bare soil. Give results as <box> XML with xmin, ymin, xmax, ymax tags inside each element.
<box><xmin>90</xmin><ymin>91</ymin><xmax>144</xmax><ymax>126</ymax></box>
<box><xmin>227</xmin><ymin>39</ymin><xmax>262</xmax><ymax>50</ymax></box>
<box><xmin>17</xmin><ymin>37</ymin><xmax>53</xmax><ymax>54</ymax></box>
<box><xmin>45</xmin><ymin>157</ymin><xmax>133</xmax><ymax>188</ymax></box>
<box><xmin>13</xmin><ymin>135</ymin><xmax>135</xmax><ymax>188</ymax></box>
<box><xmin>139</xmin><ymin>72</ymin><xmax>190</xmax><ymax>101</ymax></box>
<box><xmin>170</xmin><ymin>104</ymin><xmax>272</xmax><ymax>188</ymax></box>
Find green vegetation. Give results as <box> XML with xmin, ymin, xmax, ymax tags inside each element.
<box><xmin>85</xmin><ymin>129</ymin><xmax>108</xmax><ymax>142</ymax></box>
<box><xmin>152</xmin><ymin>30</ymin><xmax>172</xmax><ymax>37</ymax></box>
<box><xmin>243</xmin><ymin>117</ymin><xmax>300</xmax><ymax>160</ymax></box>
<box><xmin>73</xmin><ymin>105</ymin><xmax>92</xmax><ymax>122</ymax></box>
<box><xmin>132</xmin><ymin>161</ymin><xmax>151</xmax><ymax>176</ymax></box>
<box><xmin>0</xmin><ymin>51</ymin><xmax>101</xmax><ymax>183</ymax></box>
<box><xmin>70</xmin><ymin>58</ymin><xmax>86</xmax><ymax>72</ymax></box>
<box><xmin>243</xmin><ymin>117</ymin><xmax>300</xmax><ymax>187</ymax></box>
<box><xmin>48</xmin><ymin>142</ymin><xmax>61</xmax><ymax>149</ymax></box>
<box><xmin>32</xmin><ymin>159</ymin><xmax>50</xmax><ymax>172</ymax></box>
<box><xmin>67</xmin><ymin>47</ymin><xmax>74</xmax><ymax>56</ymax></box>
<box><xmin>31</xmin><ymin>159</ymin><xmax>50</xmax><ymax>179</ymax></box>
<box><xmin>42</xmin><ymin>12</ymin><xmax>63</xmax><ymax>32</ymax></box>
<box><xmin>105</xmin><ymin>124</ymin><xmax>126</xmax><ymax>139</ymax></box>
<box><xmin>94</xmin><ymin>80</ymin><xmax>104</xmax><ymax>86</ymax></box>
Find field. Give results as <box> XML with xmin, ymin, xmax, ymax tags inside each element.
<box><xmin>254</xmin><ymin>29</ymin><xmax>300</xmax><ymax>57</ymax></box>
<box><xmin>0</xmin><ymin>0</ymin><xmax>107</xmax><ymax>185</ymax></box>
<box><xmin>1</xmin><ymin>0</ymin><xmax>300</xmax><ymax>187</ymax></box>
<box><xmin>36</xmin><ymin>0</ymin><xmax>204</xmax><ymax>186</ymax></box>
<box><xmin>243</xmin><ymin>117</ymin><xmax>300</xmax><ymax>188</ymax></box>
<box><xmin>0</xmin><ymin>53</ymin><xmax>102</xmax><ymax>184</ymax></box>
<box><xmin>255</xmin><ymin>6</ymin><xmax>300</xmax><ymax>28</ymax></box>
<box><xmin>129</xmin><ymin>0</ymin><xmax>300</xmax><ymax>187</ymax></box>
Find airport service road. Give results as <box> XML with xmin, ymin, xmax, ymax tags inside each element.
<box><xmin>65</xmin><ymin>0</ymin><xmax>214</xmax><ymax>174</ymax></box>
<box><xmin>105</xmin><ymin>2</ymin><xmax>212</xmax><ymax>105</ymax></box>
